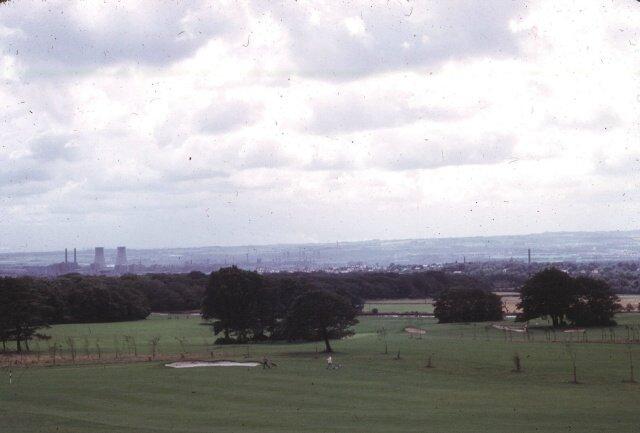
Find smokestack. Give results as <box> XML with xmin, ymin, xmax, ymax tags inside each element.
<box><xmin>115</xmin><ymin>246</ymin><xmax>127</xmax><ymax>267</ymax></box>
<box><xmin>94</xmin><ymin>247</ymin><xmax>105</xmax><ymax>270</ymax></box>
<box><xmin>65</xmin><ymin>248</ymin><xmax>68</xmax><ymax>264</ymax></box>
<box><xmin>528</xmin><ymin>248</ymin><xmax>531</xmax><ymax>265</ymax></box>
<box><xmin>74</xmin><ymin>248</ymin><xmax>77</xmax><ymax>264</ymax></box>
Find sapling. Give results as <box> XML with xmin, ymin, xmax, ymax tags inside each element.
<box><xmin>66</xmin><ymin>337</ymin><xmax>76</xmax><ymax>363</ymax></box>
<box><xmin>150</xmin><ymin>337</ymin><xmax>160</xmax><ymax>359</ymax></box>
<box><xmin>426</xmin><ymin>353</ymin><xmax>434</xmax><ymax>369</ymax></box>
<box><xmin>624</xmin><ymin>344</ymin><xmax>636</xmax><ymax>384</ymax></box>
<box><xmin>565</xmin><ymin>343</ymin><xmax>579</xmax><ymax>384</ymax></box>
<box><xmin>512</xmin><ymin>353</ymin><xmax>522</xmax><ymax>373</ymax></box>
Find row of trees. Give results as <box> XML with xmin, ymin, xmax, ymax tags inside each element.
<box><xmin>202</xmin><ymin>266</ymin><xmax>359</xmax><ymax>352</ymax></box>
<box><xmin>0</xmin><ymin>276</ymin><xmax>151</xmax><ymax>351</ymax></box>
<box><xmin>0</xmin><ymin>269</ymin><xmax>486</xmax><ymax>352</ymax></box>
<box><xmin>432</xmin><ymin>268</ymin><xmax>620</xmax><ymax>327</ymax></box>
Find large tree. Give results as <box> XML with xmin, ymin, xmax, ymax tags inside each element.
<box><xmin>0</xmin><ymin>277</ymin><xmax>49</xmax><ymax>352</ymax></box>
<box><xmin>518</xmin><ymin>268</ymin><xmax>575</xmax><ymax>327</ymax></box>
<box><xmin>284</xmin><ymin>290</ymin><xmax>358</xmax><ymax>353</ymax></box>
<box><xmin>519</xmin><ymin>269</ymin><xmax>619</xmax><ymax>327</ymax></box>
<box><xmin>202</xmin><ymin>266</ymin><xmax>270</xmax><ymax>343</ymax></box>
<box><xmin>567</xmin><ymin>276</ymin><xmax>619</xmax><ymax>327</ymax></box>
<box><xmin>433</xmin><ymin>287</ymin><xmax>503</xmax><ymax>323</ymax></box>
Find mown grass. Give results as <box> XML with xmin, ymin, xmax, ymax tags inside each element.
<box><xmin>364</xmin><ymin>299</ymin><xmax>434</xmax><ymax>314</ymax></box>
<box><xmin>2</xmin><ymin>314</ymin><xmax>640</xmax><ymax>432</ymax></box>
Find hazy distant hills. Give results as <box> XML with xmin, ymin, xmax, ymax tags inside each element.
<box><xmin>2</xmin><ymin>230</ymin><xmax>640</xmax><ymax>268</ymax></box>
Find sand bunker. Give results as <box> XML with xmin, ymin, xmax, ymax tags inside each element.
<box><xmin>166</xmin><ymin>361</ymin><xmax>260</xmax><ymax>368</ymax></box>
<box><xmin>404</xmin><ymin>326</ymin><xmax>427</xmax><ymax>335</ymax></box>
<box><xmin>492</xmin><ymin>324</ymin><xmax>527</xmax><ymax>333</ymax></box>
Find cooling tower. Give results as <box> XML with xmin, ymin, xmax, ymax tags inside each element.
<box><xmin>94</xmin><ymin>247</ymin><xmax>106</xmax><ymax>269</ymax></box>
<box><xmin>115</xmin><ymin>246</ymin><xmax>127</xmax><ymax>267</ymax></box>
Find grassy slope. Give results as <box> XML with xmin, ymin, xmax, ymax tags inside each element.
<box><xmin>1</xmin><ymin>315</ymin><xmax>640</xmax><ymax>432</ymax></box>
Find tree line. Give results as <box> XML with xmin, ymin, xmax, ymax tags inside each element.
<box><xmin>433</xmin><ymin>268</ymin><xmax>620</xmax><ymax>327</ymax></box>
<box><xmin>2</xmin><ymin>266</ymin><xmax>619</xmax><ymax>352</ymax></box>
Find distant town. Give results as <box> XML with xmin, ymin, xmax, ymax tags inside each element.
<box><xmin>2</xmin><ymin>231</ymin><xmax>640</xmax><ymax>294</ymax></box>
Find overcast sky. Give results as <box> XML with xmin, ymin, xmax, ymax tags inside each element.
<box><xmin>0</xmin><ymin>0</ymin><xmax>639</xmax><ymax>252</ymax></box>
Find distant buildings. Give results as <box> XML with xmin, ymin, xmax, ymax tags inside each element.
<box><xmin>115</xmin><ymin>246</ymin><xmax>128</xmax><ymax>273</ymax></box>
<box><xmin>92</xmin><ymin>247</ymin><xmax>106</xmax><ymax>271</ymax></box>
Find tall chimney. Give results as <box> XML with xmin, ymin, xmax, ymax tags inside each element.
<box><xmin>65</xmin><ymin>248</ymin><xmax>68</xmax><ymax>264</ymax></box>
<box><xmin>74</xmin><ymin>248</ymin><xmax>77</xmax><ymax>264</ymax></box>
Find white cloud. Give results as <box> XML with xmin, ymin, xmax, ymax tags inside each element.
<box><xmin>0</xmin><ymin>0</ymin><xmax>638</xmax><ymax>250</ymax></box>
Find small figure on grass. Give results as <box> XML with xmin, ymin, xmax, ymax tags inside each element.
<box><xmin>262</xmin><ymin>356</ymin><xmax>277</xmax><ymax>369</ymax></box>
<box><xmin>326</xmin><ymin>355</ymin><xmax>341</xmax><ymax>370</ymax></box>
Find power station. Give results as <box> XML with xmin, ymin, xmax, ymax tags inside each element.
<box><xmin>116</xmin><ymin>247</ymin><xmax>127</xmax><ymax>266</ymax></box>
<box><xmin>93</xmin><ymin>247</ymin><xmax>106</xmax><ymax>270</ymax></box>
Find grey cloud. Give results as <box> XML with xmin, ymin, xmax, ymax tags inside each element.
<box><xmin>0</xmin><ymin>1</ymin><xmax>235</xmax><ymax>74</ymax></box>
<box><xmin>375</xmin><ymin>134</ymin><xmax>516</xmax><ymax>170</ymax></box>
<box><xmin>307</xmin><ymin>96</ymin><xmax>463</xmax><ymax>134</ymax></box>
<box><xmin>199</xmin><ymin>100</ymin><xmax>262</xmax><ymax>134</ymax></box>
<box><xmin>29</xmin><ymin>133</ymin><xmax>78</xmax><ymax>161</ymax></box>
<box><xmin>0</xmin><ymin>165</ymin><xmax>51</xmax><ymax>184</ymax></box>
<box><xmin>238</xmin><ymin>142</ymin><xmax>294</xmax><ymax>170</ymax></box>
<box><xmin>308</xmin><ymin>98</ymin><xmax>418</xmax><ymax>134</ymax></box>
<box><xmin>548</xmin><ymin>109</ymin><xmax>621</xmax><ymax>131</ymax></box>
<box><xmin>258</xmin><ymin>0</ymin><xmax>526</xmax><ymax>80</ymax></box>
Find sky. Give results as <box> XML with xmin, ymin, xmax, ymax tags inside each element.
<box><xmin>0</xmin><ymin>0</ymin><xmax>639</xmax><ymax>252</ymax></box>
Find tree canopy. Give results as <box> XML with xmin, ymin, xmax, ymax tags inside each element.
<box><xmin>0</xmin><ymin>277</ymin><xmax>50</xmax><ymax>352</ymax></box>
<box><xmin>519</xmin><ymin>268</ymin><xmax>619</xmax><ymax>327</ymax></box>
<box><xmin>283</xmin><ymin>290</ymin><xmax>359</xmax><ymax>352</ymax></box>
<box><xmin>433</xmin><ymin>287</ymin><xmax>503</xmax><ymax>323</ymax></box>
<box><xmin>202</xmin><ymin>266</ymin><xmax>269</xmax><ymax>343</ymax></box>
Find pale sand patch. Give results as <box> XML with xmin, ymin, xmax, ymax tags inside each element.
<box><xmin>492</xmin><ymin>324</ymin><xmax>527</xmax><ymax>333</ymax></box>
<box><xmin>166</xmin><ymin>361</ymin><xmax>260</xmax><ymax>368</ymax></box>
<box><xmin>404</xmin><ymin>326</ymin><xmax>427</xmax><ymax>335</ymax></box>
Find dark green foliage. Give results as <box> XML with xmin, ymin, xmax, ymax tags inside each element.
<box><xmin>519</xmin><ymin>268</ymin><xmax>576</xmax><ymax>327</ymax></box>
<box><xmin>519</xmin><ymin>268</ymin><xmax>619</xmax><ymax>327</ymax></box>
<box><xmin>42</xmin><ymin>275</ymin><xmax>150</xmax><ymax>323</ymax></box>
<box><xmin>0</xmin><ymin>277</ymin><xmax>50</xmax><ymax>352</ymax></box>
<box><xmin>567</xmin><ymin>277</ymin><xmax>620</xmax><ymax>327</ymax></box>
<box><xmin>264</xmin><ymin>270</ymin><xmax>487</xmax><ymax>301</ymax></box>
<box><xmin>202</xmin><ymin>266</ymin><xmax>270</xmax><ymax>343</ymax></box>
<box><xmin>283</xmin><ymin>290</ymin><xmax>358</xmax><ymax>352</ymax></box>
<box><xmin>433</xmin><ymin>288</ymin><xmax>503</xmax><ymax>323</ymax></box>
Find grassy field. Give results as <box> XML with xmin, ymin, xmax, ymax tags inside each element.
<box><xmin>364</xmin><ymin>294</ymin><xmax>640</xmax><ymax>315</ymax></box>
<box><xmin>364</xmin><ymin>299</ymin><xmax>434</xmax><ymax>314</ymax></box>
<box><xmin>2</xmin><ymin>315</ymin><xmax>640</xmax><ymax>432</ymax></box>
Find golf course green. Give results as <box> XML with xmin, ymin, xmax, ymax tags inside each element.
<box><xmin>1</xmin><ymin>314</ymin><xmax>639</xmax><ymax>432</ymax></box>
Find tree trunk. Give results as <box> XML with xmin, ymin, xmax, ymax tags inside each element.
<box><xmin>16</xmin><ymin>338</ymin><xmax>22</xmax><ymax>353</ymax></box>
<box><xmin>323</xmin><ymin>331</ymin><xmax>333</xmax><ymax>353</ymax></box>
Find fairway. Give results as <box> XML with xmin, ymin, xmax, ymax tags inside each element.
<box><xmin>2</xmin><ymin>315</ymin><xmax>640</xmax><ymax>432</ymax></box>
<box><xmin>364</xmin><ymin>299</ymin><xmax>434</xmax><ymax>314</ymax></box>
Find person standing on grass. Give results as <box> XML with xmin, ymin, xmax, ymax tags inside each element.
<box><xmin>262</xmin><ymin>356</ymin><xmax>272</xmax><ymax>369</ymax></box>
<box><xmin>326</xmin><ymin>355</ymin><xmax>333</xmax><ymax>369</ymax></box>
